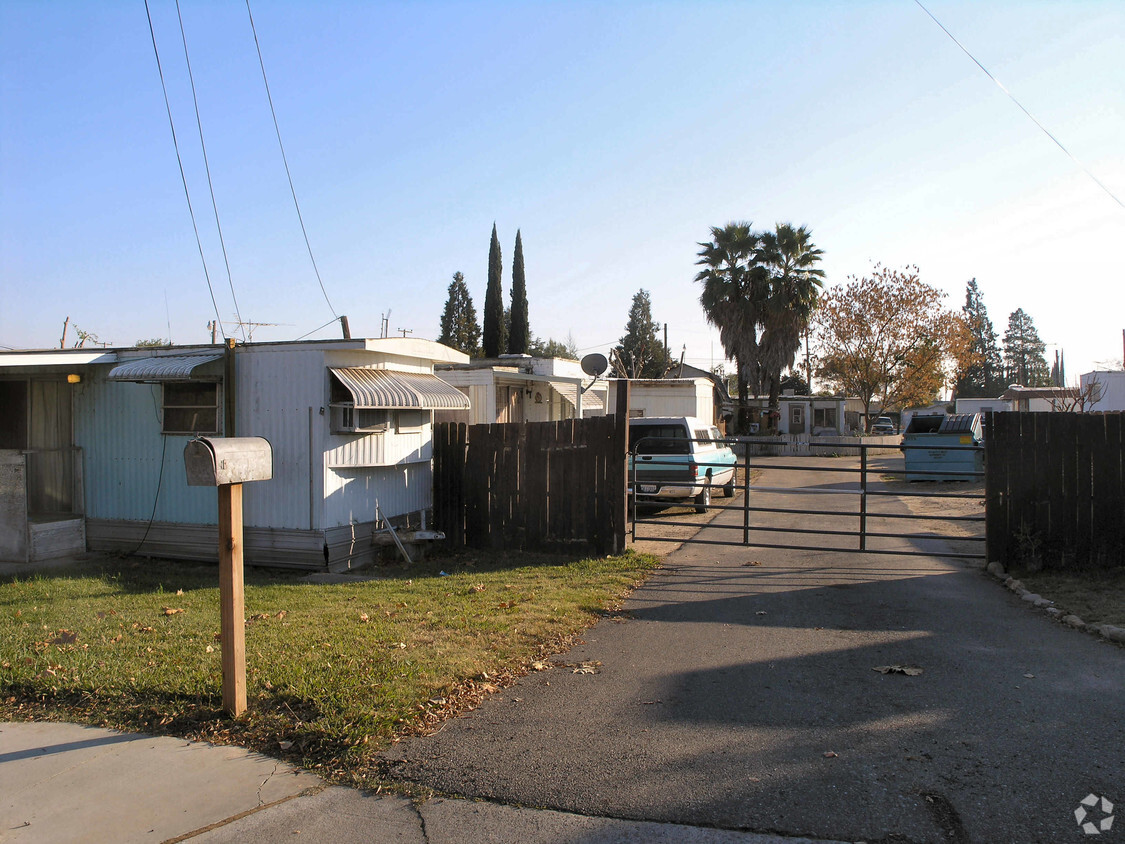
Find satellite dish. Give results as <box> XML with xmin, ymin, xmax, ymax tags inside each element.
<box><xmin>581</xmin><ymin>353</ymin><xmax>608</xmax><ymax>377</ymax></box>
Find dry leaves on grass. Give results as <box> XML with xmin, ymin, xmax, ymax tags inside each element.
<box><xmin>162</xmin><ymin>607</ymin><xmax>185</xmax><ymax>616</ymax></box>
<box><xmin>873</xmin><ymin>664</ymin><xmax>923</xmax><ymax>676</ymax></box>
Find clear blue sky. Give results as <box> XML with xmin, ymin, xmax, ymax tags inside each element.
<box><xmin>2</xmin><ymin>1</ymin><xmax>1122</xmax><ymax>382</ymax></box>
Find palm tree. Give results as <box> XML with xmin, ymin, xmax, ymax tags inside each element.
<box><xmin>757</xmin><ymin>224</ymin><xmax>825</xmax><ymax>423</ymax></box>
<box><xmin>695</xmin><ymin>222</ymin><xmax>769</xmax><ymax>433</ymax></box>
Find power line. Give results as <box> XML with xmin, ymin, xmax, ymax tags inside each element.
<box><xmin>143</xmin><ymin>0</ymin><xmax>226</xmax><ymax>340</ymax></box>
<box><xmin>294</xmin><ymin>317</ymin><xmax>342</xmax><ymax>341</ymax></box>
<box><xmin>174</xmin><ymin>0</ymin><xmax>247</xmax><ymax>341</ymax></box>
<box><xmin>915</xmin><ymin>0</ymin><xmax>1124</xmax><ymax>211</ymax></box>
<box><xmin>245</xmin><ymin>0</ymin><xmax>339</xmax><ymax>321</ymax></box>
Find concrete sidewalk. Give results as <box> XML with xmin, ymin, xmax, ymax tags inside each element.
<box><xmin>0</xmin><ymin>721</ymin><xmax>846</xmax><ymax>844</ymax></box>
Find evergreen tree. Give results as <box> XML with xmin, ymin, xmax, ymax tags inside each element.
<box><xmin>508</xmin><ymin>230</ymin><xmax>530</xmax><ymax>354</ymax></box>
<box><xmin>1002</xmin><ymin>308</ymin><xmax>1051</xmax><ymax>386</ymax></box>
<box><xmin>1050</xmin><ymin>350</ymin><xmax>1066</xmax><ymax>387</ymax></box>
<box><xmin>613</xmin><ymin>289</ymin><xmax>670</xmax><ymax>378</ymax></box>
<box><xmin>482</xmin><ymin>224</ymin><xmax>505</xmax><ymax>357</ymax></box>
<box><xmin>778</xmin><ymin>372</ymin><xmax>810</xmax><ymax>396</ymax></box>
<box><xmin>954</xmin><ymin>278</ymin><xmax>1004</xmax><ymax>397</ymax></box>
<box><xmin>528</xmin><ymin>336</ymin><xmax>579</xmax><ymax>359</ymax></box>
<box><xmin>437</xmin><ymin>271</ymin><xmax>481</xmax><ymax>356</ymax></box>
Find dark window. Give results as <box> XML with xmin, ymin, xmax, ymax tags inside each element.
<box><xmin>396</xmin><ymin>410</ymin><xmax>427</xmax><ymax>432</ymax></box>
<box><xmin>631</xmin><ymin>424</ymin><xmax>690</xmax><ymax>455</ymax></box>
<box><xmin>0</xmin><ymin>380</ymin><xmax>28</xmax><ymax>448</ymax></box>
<box><xmin>813</xmin><ymin>407</ymin><xmax>837</xmax><ymax>429</ymax></box>
<box><xmin>163</xmin><ymin>382</ymin><xmax>220</xmax><ymax>435</ymax></box>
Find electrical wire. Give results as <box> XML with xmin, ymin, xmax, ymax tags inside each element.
<box><xmin>915</xmin><ymin>0</ymin><xmax>1124</xmax><ymax>211</ymax></box>
<box><xmin>294</xmin><ymin>316</ymin><xmax>343</xmax><ymax>341</ymax></box>
<box><xmin>144</xmin><ymin>0</ymin><xmax>226</xmax><ymax>341</ymax></box>
<box><xmin>245</xmin><ymin>0</ymin><xmax>339</xmax><ymax>321</ymax></box>
<box><xmin>132</xmin><ymin>386</ymin><xmax>169</xmax><ymax>556</ymax></box>
<box><xmin>173</xmin><ymin>0</ymin><xmax>248</xmax><ymax>341</ymax></box>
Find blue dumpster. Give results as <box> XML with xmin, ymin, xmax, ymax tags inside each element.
<box><xmin>902</xmin><ymin>413</ymin><xmax>983</xmax><ymax>481</ymax></box>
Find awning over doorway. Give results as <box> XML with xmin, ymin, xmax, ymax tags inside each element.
<box><xmin>551</xmin><ymin>380</ymin><xmax>605</xmax><ymax>413</ymax></box>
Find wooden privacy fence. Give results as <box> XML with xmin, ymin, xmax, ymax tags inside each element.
<box><xmin>985</xmin><ymin>412</ymin><xmax>1124</xmax><ymax>570</ymax></box>
<box><xmin>432</xmin><ymin>415</ymin><xmax>627</xmax><ymax>555</ymax></box>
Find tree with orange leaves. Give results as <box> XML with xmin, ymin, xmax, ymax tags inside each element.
<box><xmin>814</xmin><ymin>264</ymin><xmax>969</xmax><ymax>429</ymax></box>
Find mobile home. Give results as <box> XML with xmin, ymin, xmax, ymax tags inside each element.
<box><xmin>0</xmin><ymin>338</ymin><xmax>468</xmax><ymax>570</ymax></box>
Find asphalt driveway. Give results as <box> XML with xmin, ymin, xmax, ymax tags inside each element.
<box><xmin>382</xmin><ymin>458</ymin><xmax>1124</xmax><ymax>844</ymax></box>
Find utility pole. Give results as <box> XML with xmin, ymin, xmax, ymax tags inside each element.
<box><xmin>398</xmin><ymin>328</ymin><xmax>413</xmax><ymax>339</ymax></box>
<box><xmin>805</xmin><ymin>326</ymin><xmax>813</xmax><ymax>392</ymax></box>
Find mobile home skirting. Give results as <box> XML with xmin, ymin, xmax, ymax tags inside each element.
<box><xmin>85</xmin><ymin>518</ymin><xmax>410</xmax><ymax>571</ymax></box>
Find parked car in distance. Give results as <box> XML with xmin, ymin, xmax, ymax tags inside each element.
<box><xmin>871</xmin><ymin>416</ymin><xmax>897</xmax><ymax>435</ymax></box>
<box><xmin>628</xmin><ymin>416</ymin><xmax>737</xmax><ymax>512</ymax></box>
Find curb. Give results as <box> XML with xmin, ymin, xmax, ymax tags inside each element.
<box><xmin>984</xmin><ymin>561</ymin><xmax>1125</xmax><ymax>645</ymax></box>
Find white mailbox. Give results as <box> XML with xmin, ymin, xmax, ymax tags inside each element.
<box><xmin>184</xmin><ymin>437</ymin><xmax>273</xmax><ymax>487</ymax></box>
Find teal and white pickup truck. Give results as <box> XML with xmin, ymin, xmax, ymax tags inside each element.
<box><xmin>628</xmin><ymin>416</ymin><xmax>738</xmax><ymax>512</ymax></box>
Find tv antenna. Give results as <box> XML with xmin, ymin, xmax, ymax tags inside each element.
<box><xmin>223</xmin><ymin>319</ymin><xmax>292</xmax><ymax>342</ymax></box>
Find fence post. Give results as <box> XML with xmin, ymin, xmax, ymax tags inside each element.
<box><xmin>612</xmin><ymin>380</ymin><xmax>630</xmax><ymax>554</ymax></box>
<box><xmin>859</xmin><ymin>445</ymin><xmax>868</xmax><ymax>551</ymax></box>
<box><xmin>742</xmin><ymin>443</ymin><xmax>751</xmax><ymax>545</ymax></box>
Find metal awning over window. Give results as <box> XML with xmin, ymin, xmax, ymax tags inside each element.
<box><xmin>330</xmin><ymin>368</ymin><xmax>470</xmax><ymax>410</ymax></box>
<box><xmin>108</xmin><ymin>354</ymin><xmax>222</xmax><ymax>382</ymax></box>
<box><xmin>551</xmin><ymin>380</ymin><xmax>605</xmax><ymax>413</ymax></box>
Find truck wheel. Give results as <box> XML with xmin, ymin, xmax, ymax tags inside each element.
<box><xmin>722</xmin><ymin>476</ymin><xmax>735</xmax><ymax>498</ymax></box>
<box><xmin>694</xmin><ymin>483</ymin><xmax>711</xmax><ymax>514</ymax></box>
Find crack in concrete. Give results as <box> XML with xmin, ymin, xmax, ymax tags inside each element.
<box><xmin>256</xmin><ymin>761</ymin><xmax>283</xmax><ymax>806</ymax></box>
<box><xmin>410</xmin><ymin>799</ymin><xmax>431</xmax><ymax>843</ymax></box>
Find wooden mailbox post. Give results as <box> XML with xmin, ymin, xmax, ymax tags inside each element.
<box><xmin>184</xmin><ymin>436</ymin><xmax>273</xmax><ymax>717</ymax></box>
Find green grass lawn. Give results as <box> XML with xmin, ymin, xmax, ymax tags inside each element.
<box><xmin>0</xmin><ymin>549</ymin><xmax>659</xmax><ymax>787</ymax></box>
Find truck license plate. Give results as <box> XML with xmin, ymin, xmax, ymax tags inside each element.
<box><xmin>639</xmin><ymin>485</ymin><xmax>657</xmax><ymax>494</ymax></box>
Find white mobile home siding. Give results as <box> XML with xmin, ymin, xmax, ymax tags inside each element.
<box><xmin>234</xmin><ymin>345</ymin><xmax>326</xmax><ymax>530</ymax></box>
<box><xmin>610</xmin><ymin>379</ymin><xmax>713</xmax><ymax>422</ymax></box>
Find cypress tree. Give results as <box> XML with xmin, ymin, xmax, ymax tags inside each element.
<box><xmin>482</xmin><ymin>223</ymin><xmax>505</xmax><ymax>357</ymax></box>
<box><xmin>508</xmin><ymin>230</ymin><xmax>530</xmax><ymax>354</ymax></box>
